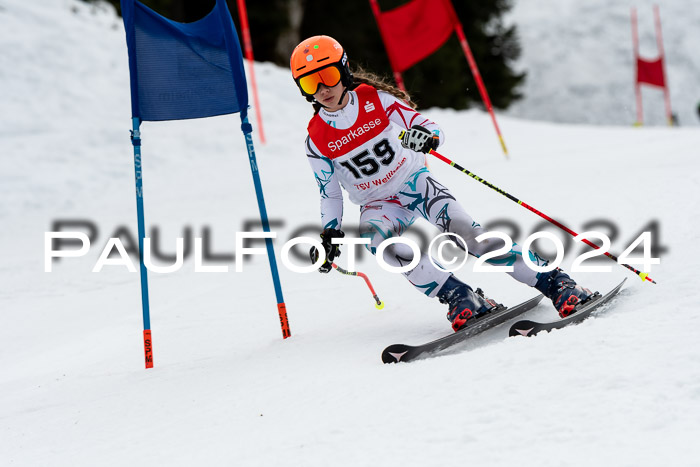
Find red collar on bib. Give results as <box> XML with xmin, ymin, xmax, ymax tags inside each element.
<box><xmin>308</xmin><ymin>84</ymin><xmax>390</xmax><ymax>159</ymax></box>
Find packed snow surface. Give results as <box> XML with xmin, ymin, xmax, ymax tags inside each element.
<box><xmin>505</xmin><ymin>0</ymin><xmax>700</xmax><ymax>127</ymax></box>
<box><xmin>1</xmin><ymin>1</ymin><xmax>699</xmax><ymax>466</ymax></box>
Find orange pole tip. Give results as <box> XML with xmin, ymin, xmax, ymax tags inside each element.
<box><xmin>143</xmin><ymin>329</ymin><xmax>154</xmax><ymax>369</ymax></box>
<box><xmin>277</xmin><ymin>303</ymin><xmax>291</xmax><ymax>339</ymax></box>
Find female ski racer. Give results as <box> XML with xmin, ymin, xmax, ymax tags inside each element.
<box><xmin>290</xmin><ymin>35</ymin><xmax>592</xmax><ymax>331</ymax></box>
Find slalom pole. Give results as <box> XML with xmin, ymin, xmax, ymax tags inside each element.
<box><xmin>397</xmin><ymin>131</ymin><xmax>657</xmax><ymax>284</ymax></box>
<box><xmin>631</xmin><ymin>7</ymin><xmax>644</xmax><ymax>126</ymax></box>
<box><xmin>240</xmin><ymin>115</ymin><xmax>291</xmax><ymax>338</ymax></box>
<box><xmin>653</xmin><ymin>5</ymin><xmax>673</xmax><ymax>126</ymax></box>
<box><xmin>130</xmin><ymin>117</ymin><xmax>155</xmax><ymax>368</ymax></box>
<box><xmin>332</xmin><ymin>263</ymin><xmax>384</xmax><ymax>309</ymax></box>
<box><xmin>236</xmin><ymin>0</ymin><xmax>266</xmax><ymax>143</ymax></box>
<box><xmin>444</xmin><ymin>0</ymin><xmax>508</xmax><ymax>157</ymax></box>
<box><xmin>453</xmin><ymin>21</ymin><xmax>509</xmax><ymax>158</ymax></box>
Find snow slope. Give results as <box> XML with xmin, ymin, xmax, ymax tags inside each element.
<box><xmin>505</xmin><ymin>0</ymin><xmax>700</xmax><ymax>127</ymax></box>
<box><xmin>1</xmin><ymin>1</ymin><xmax>699</xmax><ymax>466</ymax></box>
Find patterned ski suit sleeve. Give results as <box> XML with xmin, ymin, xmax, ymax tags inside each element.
<box><xmin>379</xmin><ymin>91</ymin><xmax>445</xmax><ymax>146</ymax></box>
<box><xmin>306</xmin><ymin>136</ymin><xmax>343</xmax><ymax>230</ymax></box>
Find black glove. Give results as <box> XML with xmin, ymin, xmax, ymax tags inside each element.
<box><xmin>401</xmin><ymin>125</ymin><xmax>439</xmax><ymax>154</ymax></box>
<box><xmin>309</xmin><ymin>228</ymin><xmax>345</xmax><ymax>273</ymax></box>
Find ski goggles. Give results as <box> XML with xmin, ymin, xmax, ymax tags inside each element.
<box><xmin>295</xmin><ymin>65</ymin><xmax>342</xmax><ymax>96</ymax></box>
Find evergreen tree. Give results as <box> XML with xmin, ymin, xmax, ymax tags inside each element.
<box><xmin>88</xmin><ymin>0</ymin><xmax>524</xmax><ymax>109</ymax></box>
<box><xmin>299</xmin><ymin>0</ymin><xmax>524</xmax><ymax>110</ymax></box>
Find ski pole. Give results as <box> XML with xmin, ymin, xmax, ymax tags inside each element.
<box><xmin>397</xmin><ymin>131</ymin><xmax>657</xmax><ymax>284</ymax></box>
<box><xmin>332</xmin><ymin>263</ymin><xmax>385</xmax><ymax>309</ymax></box>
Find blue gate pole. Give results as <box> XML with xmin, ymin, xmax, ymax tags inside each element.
<box><xmin>240</xmin><ymin>116</ymin><xmax>290</xmax><ymax>338</ymax></box>
<box><xmin>131</xmin><ymin>117</ymin><xmax>154</xmax><ymax>367</ymax></box>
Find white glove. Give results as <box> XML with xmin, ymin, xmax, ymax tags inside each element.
<box><xmin>401</xmin><ymin>125</ymin><xmax>439</xmax><ymax>154</ymax></box>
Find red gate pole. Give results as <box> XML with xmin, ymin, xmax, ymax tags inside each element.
<box><xmin>653</xmin><ymin>5</ymin><xmax>673</xmax><ymax>125</ymax></box>
<box><xmin>453</xmin><ymin>20</ymin><xmax>508</xmax><ymax>157</ymax></box>
<box><xmin>443</xmin><ymin>0</ymin><xmax>508</xmax><ymax>158</ymax></box>
<box><xmin>235</xmin><ymin>0</ymin><xmax>266</xmax><ymax>143</ymax></box>
<box><xmin>631</xmin><ymin>7</ymin><xmax>644</xmax><ymax>126</ymax></box>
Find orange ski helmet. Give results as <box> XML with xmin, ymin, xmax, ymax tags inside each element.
<box><xmin>290</xmin><ymin>35</ymin><xmax>353</xmax><ymax>102</ymax></box>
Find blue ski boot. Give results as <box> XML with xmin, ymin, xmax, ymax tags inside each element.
<box><xmin>437</xmin><ymin>275</ymin><xmax>498</xmax><ymax>332</ymax></box>
<box><xmin>535</xmin><ymin>268</ymin><xmax>592</xmax><ymax>318</ymax></box>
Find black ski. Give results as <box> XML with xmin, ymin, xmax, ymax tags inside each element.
<box><xmin>382</xmin><ymin>294</ymin><xmax>544</xmax><ymax>363</ymax></box>
<box><xmin>508</xmin><ymin>278</ymin><xmax>627</xmax><ymax>338</ymax></box>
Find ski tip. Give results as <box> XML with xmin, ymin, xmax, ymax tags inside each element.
<box><xmin>508</xmin><ymin>320</ymin><xmax>538</xmax><ymax>338</ymax></box>
<box><xmin>382</xmin><ymin>344</ymin><xmax>411</xmax><ymax>364</ymax></box>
